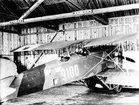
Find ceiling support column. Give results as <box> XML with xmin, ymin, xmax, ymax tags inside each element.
<box><xmin>19</xmin><ymin>0</ymin><xmax>44</xmax><ymax>20</ymax></box>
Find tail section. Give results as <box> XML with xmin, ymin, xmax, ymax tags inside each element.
<box><xmin>0</xmin><ymin>58</ymin><xmax>18</xmax><ymax>102</ymax></box>
<box><xmin>0</xmin><ymin>76</ymin><xmax>16</xmax><ymax>102</ymax></box>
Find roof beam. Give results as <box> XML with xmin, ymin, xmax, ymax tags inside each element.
<box><xmin>65</xmin><ymin>0</ymin><xmax>108</xmax><ymax>24</ymax></box>
<box><xmin>93</xmin><ymin>3</ymin><xmax>139</xmax><ymax>14</ymax></box>
<box><xmin>19</xmin><ymin>0</ymin><xmax>44</xmax><ymax>19</ymax></box>
<box><xmin>1</xmin><ymin>3</ymin><xmax>139</xmax><ymax>26</ymax></box>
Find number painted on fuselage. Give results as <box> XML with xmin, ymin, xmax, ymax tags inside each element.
<box><xmin>61</xmin><ymin>65</ymin><xmax>79</xmax><ymax>81</ymax></box>
<box><xmin>44</xmin><ymin>64</ymin><xmax>79</xmax><ymax>81</ymax></box>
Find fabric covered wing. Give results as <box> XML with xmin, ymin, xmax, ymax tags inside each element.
<box><xmin>35</xmin><ymin>40</ymin><xmax>83</xmax><ymax>50</ymax></box>
<box><xmin>97</xmin><ymin>69</ymin><xmax>139</xmax><ymax>88</ymax></box>
<box><xmin>12</xmin><ymin>32</ymin><xmax>139</xmax><ymax>52</ymax></box>
<box><xmin>11</xmin><ymin>44</ymin><xmax>42</xmax><ymax>52</ymax></box>
<box><xmin>12</xmin><ymin>40</ymin><xmax>83</xmax><ymax>52</ymax></box>
<box><xmin>85</xmin><ymin>33</ymin><xmax>139</xmax><ymax>47</ymax></box>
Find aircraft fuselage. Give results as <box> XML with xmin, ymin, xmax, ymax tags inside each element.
<box><xmin>8</xmin><ymin>52</ymin><xmax>104</xmax><ymax>101</ymax></box>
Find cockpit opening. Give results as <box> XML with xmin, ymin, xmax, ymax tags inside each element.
<box><xmin>60</xmin><ymin>56</ymin><xmax>70</xmax><ymax>62</ymax></box>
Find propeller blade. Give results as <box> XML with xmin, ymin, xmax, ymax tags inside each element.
<box><xmin>125</xmin><ymin>57</ymin><xmax>135</xmax><ymax>63</ymax></box>
<box><xmin>115</xmin><ymin>55</ymin><xmax>135</xmax><ymax>63</ymax></box>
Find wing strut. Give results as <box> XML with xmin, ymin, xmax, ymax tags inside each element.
<box><xmin>30</xmin><ymin>51</ymin><xmax>44</xmax><ymax>69</ymax></box>
<box><xmin>29</xmin><ymin>30</ymin><xmax>62</xmax><ymax>69</ymax></box>
<box><xmin>103</xmin><ymin>46</ymin><xmax>125</xmax><ymax>73</ymax></box>
<box><xmin>83</xmin><ymin>46</ymin><xmax>120</xmax><ymax>78</ymax></box>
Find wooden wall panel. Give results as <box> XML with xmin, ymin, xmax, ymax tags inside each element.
<box><xmin>38</xmin><ymin>33</ymin><xmax>43</xmax><ymax>44</ymax></box>
<box><xmin>76</xmin><ymin>22</ymin><xmax>83</xmax><ymax>28</ymax></box>
<box><xmin>83</xmin><ymin>29</ymin><xmax>90</xmax><ymax>39</ymax></box>
<box><xmin>102</xmin><ymin>27</ymin><xmax>108</xmax><ymax>37</ymax></box>
<box><xmin>91</xmin><ymin>28</ymin><xmax>99</xmax><ymax>38</ymax></box>
<box><xmin>19</xmin><ymin>35</ymin><xmax>24</xmax><ymax>46</ymax></box>
<box><xmin>30</xmin><ymin>34</ymin><xmax>34</xmax><ymax>44</ymax></box>
<box><xmin>8</xmin><ymin>33</ymin><xmax>12</xmax><ymax>55</ymax></box>
<box><xmin>76</xmin><ymin>30</ymin><xmax>84</xmax><ymax>40</ymax></box>
<box><xmin>25</xmin><ymin>35</ymin><xmax>28</xmax><ymax>45</ymax></box>
<box><xmin>47</xmin><ymin>32</ymin><xmax>55</xmax><ymax>42</ymax></box>
<box><xmin>0</xmin><ymin>32</ymin><xmax>19</xmax><ymax>59</ymax></box>
<box><xmin>59</xmin><ymin>24</ymin><xmax>64</xmax><ymax>30</ymax></box>
<box><xmin>0</xmin><ymin>32</ymin><xmax>3</xmax><ymax>55</ymax></box>
<box><xmin>83</xmin><ymin>21</ymin><xmax>90</xmax><ymax>27</ymax></box>
<box><xmin>27</xmin><ymin>34</ymin><xmax>31</xmax><ymax>44</ymax></box>
<box><xmin>133</xmin><ymin>24</ymin><xmax>139</xmax><ymax>32</ymax></box>
<box><xmin>3</xmin><ymin>32</ymin><xmax>8</xmax><ymax>55</ymax></box>
<box><xmin>64</xmin><ymin>23</ymin><xmax>75</xmax><ymax>29</ymax></box>
<box><xmin>65</xmin><ymin>31</ymin><xmax>75</xmax><ymax>41</ymax></box>
<box><xmin>41</xmin><ymin>33</ymin><xmax>47</xmax><ymax>43</ymax></box>
<box><xmin>56</xmin><ymin>32</ymin><xmax>65</xmax><ymax>41</ymax></box>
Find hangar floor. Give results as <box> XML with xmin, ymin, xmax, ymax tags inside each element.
<box><xmin>2</xmin><ymin>84</ymin><xmax>139</xmax><ymax>105</ymax></box>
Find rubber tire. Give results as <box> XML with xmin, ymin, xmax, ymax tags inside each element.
<box><xmin>113</xmin><ymin>85</ymin><xmax>123</xmax><ymax>93</ymax></box>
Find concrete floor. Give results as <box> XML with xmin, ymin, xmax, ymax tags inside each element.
<box><xmin>2</xmin><ymin>84</ymin><xmax>139</xmax><ymax>105</ymax></box>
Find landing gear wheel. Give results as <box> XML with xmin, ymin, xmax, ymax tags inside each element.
<box><xmin>113</xmin><ymin>85</ymin><xmax>122</xmax><ymax>93</ymax></box>
<box><xmin>107</xmin><ymin>84</ymin><xmax>123</xmax><ymax>93</ymax></box>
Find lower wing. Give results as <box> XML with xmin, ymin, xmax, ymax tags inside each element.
<box><xmin>97</xmin><ymin>69</ymin><xmax>139</xmax><ymax>88</ymax></box>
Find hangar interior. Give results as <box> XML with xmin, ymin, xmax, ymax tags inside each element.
<box><xmin>0</xmin><ymin>0</ymin><xmax>139</xmax><ymax>71</ymax></box>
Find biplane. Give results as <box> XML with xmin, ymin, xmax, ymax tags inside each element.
<box><xmin>0</xmin><ymin>32</ymin><xmax>139</xmax><ymax>102</ymax></box>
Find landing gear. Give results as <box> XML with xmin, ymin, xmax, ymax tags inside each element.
<box><xmin>107</xmin><ymin>84</ymin><xmax>123</xmax><ymax>93</ymax></box>
<box><xmin>113</xmin><ymin>85</ymin><xmax>123</xmax><ymax>93</ymax></box>
<box><xmin>85</xmin><ymin>77</ymin><xmax>97</xmax><ymax>90</ymax></box>
<box><xmin>85</xmin><ymin>76</ymin><xmax>123</xmax><ymax>93</ymax></box>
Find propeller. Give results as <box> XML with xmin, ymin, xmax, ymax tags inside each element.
<box><xmin>124</xmin><ymin>56</ymin><xmax>135</xmax><ymax>63</ymax></box>
<box><xmin>115</xmin><ymin>55</ymin><xmax>135</xmax><ymax>63</ymax></box>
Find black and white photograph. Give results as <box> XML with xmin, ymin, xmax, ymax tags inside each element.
<box><xmin>0</xmin><ymin>0</ymin><xmax>139</xmax><ymax>105</ymax></box>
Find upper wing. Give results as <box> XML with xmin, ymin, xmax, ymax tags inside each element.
<box><xmin>12</xmin><ymin>40</ymin><xmax>83</xmax><ymax>52</ymax></box>
<box><xmin>11</xmin><ymin>44</ymin><xmax>42</xmax><ymax>52</ymax></box>
<box><xmin>84</xmin><ymin>33</ymin><xmax>139</xmax><ymax>47</ymax></box>
<box><xmin>12</xmin><ymin>32</ymin><xmax>138</xmax><ymax>52</ymax></box>
<box><xmin>35</xmin><ymin>40</ymin><xmax>83</xmax><ymax>50</ymax></box>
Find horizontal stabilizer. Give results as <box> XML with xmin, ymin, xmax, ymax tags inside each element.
<box><xmin>0</xmin><ymin>76</ymin><xmax>15</xmax><ymax>87</ymax></box>
<box><xmin>0</xmin><ymin>87</ymin><xmax>16</xmax><ymax>102</ymax></box>
<box><xmin>0</xmin><ymin>76</ymin><xmax>16</xmax><ymax>102</ymax></box>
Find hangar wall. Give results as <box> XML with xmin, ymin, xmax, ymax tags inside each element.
<box><xmin>0</xmin><ymin>14</ymin><xmax>139</xmax><ymax>69</ymax></box>
<box><xmin>58</xmin><ymin>15</ymin><xmax>139</xmax><ymax>51</ymax></box>
<box><xmin>0</xmin><ymin>32</ymin><xmax>19</xmax><ymax>60</ymax></box>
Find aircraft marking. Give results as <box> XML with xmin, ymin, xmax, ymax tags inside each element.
<box><xmin>60</xmin><ymin>65</ymin><xmax>79</xmax><ymax>80</ymax></box>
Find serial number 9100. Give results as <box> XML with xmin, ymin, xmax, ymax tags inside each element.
<box><xmin>61</xmin><ymin>65</ymin><xmax>79</xmax><ymax>80</ymax></box>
